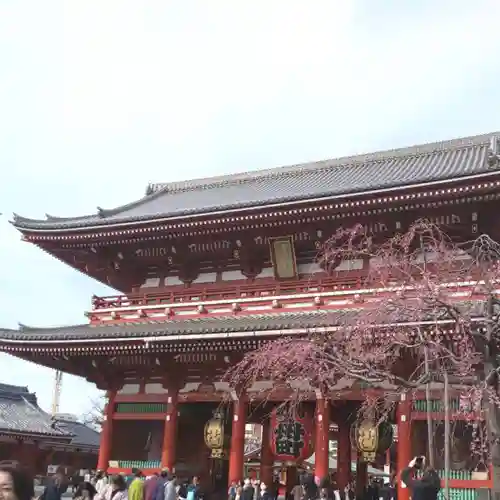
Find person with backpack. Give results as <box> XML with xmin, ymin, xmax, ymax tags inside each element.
<box><xmin>186</xmin><ymin>476</ymin><xmax>201</xmax><ymax>500</ymax></box>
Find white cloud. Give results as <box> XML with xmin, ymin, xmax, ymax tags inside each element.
<box><xmin>1</xmin><ymin>0</ymin><xmax>500</xmax><ymax>417</ymax></box>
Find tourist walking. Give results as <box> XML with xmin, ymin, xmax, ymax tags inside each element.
<box><xmin>73</xmin><ymin>482</ymin><xmax>97</xmax><ymax>500</ymax></box>
<box><xmin>98</xmin><ymin>475</ymin><xmax>128</xmax><ymax>500</ymax></box>
<box><xmin>290</xmin><ymin>482</ymin><xmax>304</xmax><ymax>500</ymax></box>
<box><xmin>95</xmin><ymin>472</ymin><xmax>108</xmax><ymax>498</ymax></box>
<box><xmin>153</xmin><ymin>470</ymin><xmax>170</xmax><ymax>500</ymax></box>
<box><xmin>228</xmin><ymin>481</ymin><xmax>238</xmax><ymax>500</ymax></box>
<box><xmin>39</xmin><ymin>467</ymin><xmax>68</xmax><ymax>500</ymax></box>
<box><xmin>145</xmin><ymin>473</ymin><xmax>159</xmax><ymax>500</ymax></box>
<box><xmin>185</xmin><ymin>477</ymin><xmax>201</xmax><ymax>500</ymax></box>
<box><xmin>241</xmin><ymin>479</ymin><xmax>254</xmax><ymax>500</ymax></box>
<box><xmin>164</xmin><ymin>476</ymin><xmax>177</xmax><ymax>500</ymax></box>
<box><xmin>258</xmin><ymin>484</ymin><xmax>271</xmax><ymax>500</ymax></box>
<box><xmin>128</xmin><ymin>471</ymin><xmax>144</xmax><ymax>500</ymax></box>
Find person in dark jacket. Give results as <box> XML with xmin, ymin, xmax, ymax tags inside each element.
<box><xmin>379</xmin><ymin>475</ymin><xmax>397</xmax><ymax>500</ymax></box>
<box><xmin>242</xmin><ymin>479</ymin><xmax>255</xmax><ymax>500</ymax></box>
<box><xmin>400</xmin><ymin>457</ymin><xmax>440</xmax><ymax>500</ymax></box>
<box><xmin>300</xmin><ymin>473</ymin><xmax>318</xmax><ymax>500</ymax></box>
<box><xmin>41</xmin><ymin>468</ymin><xmax>68</xmax><ymax>500</ymax></box>
<box><xmin>186</xmin><ymin>476</ymin><xmax>201</xmax><ymax>500</ymax></box>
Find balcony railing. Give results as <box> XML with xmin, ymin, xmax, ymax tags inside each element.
<box><xmin>91</xmin><ymin>274</ymin><xmax>365</xmax><ymax>311</ymax></box>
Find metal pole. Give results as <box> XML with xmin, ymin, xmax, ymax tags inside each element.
<box><xmin>424</xmin><ymin>347</ymin><xmax>435</xmax><ymax>467</ymax></box>
<box><xmin>444</xmin><ymin>371</ymin><xmax>450</xmax><ymax>500</ymax></box>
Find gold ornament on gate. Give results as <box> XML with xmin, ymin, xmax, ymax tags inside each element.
<box><xmin>204</xmin><ymin>410</ymin><xmax>226</xmax><ymax>459</ymax></box>
<box><xmin>354</xmin><ymin>420</ymin><xmax>379</xmax><ymax>462</ymax></box>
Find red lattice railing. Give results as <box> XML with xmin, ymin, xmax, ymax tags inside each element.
<box><xmin>91</xmin><ymin>274</ymin><xmax>365</xmax><ymax>311</ymax></box>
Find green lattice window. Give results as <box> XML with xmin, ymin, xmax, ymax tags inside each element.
<box><xmin>412</xmin><ymin>399</ymin><xmax>462</xmax><ymax>412</ymax></box>
<box><xmin>114</xmin><ymin>403</ymin><xmax>167</xmax><ymax>414</ymax></box>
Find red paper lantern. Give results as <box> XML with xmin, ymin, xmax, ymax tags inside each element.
<box><xmin>269</xmin><ymin>408</ymin><xmax>314</xmax><ymax>462</ymax></box>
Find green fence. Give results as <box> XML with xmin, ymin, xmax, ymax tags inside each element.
<box><xmin>116</xmin><ymin>460</ymin><xmax>161</xmax><ymax>469</ymax></box>
<box><xmin>438</xmin><ymin>489</ymin><xmax>478</xmax><ymax>500</ymax></box>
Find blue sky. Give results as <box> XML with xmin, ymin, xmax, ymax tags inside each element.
<box><xmin>1</xmin><ymin>0</ymin><xmax>500</xmax><ymax>418</ymax></box>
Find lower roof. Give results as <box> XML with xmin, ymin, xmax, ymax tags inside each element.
<box><xmin>11</xmin><ymin>131</ymin><xmax>500</xmax><ymax>231</ymax></box>
<box><xmin>0</xmin><ymin>300</ymin><xmax>485</xmax><ymax>346</ymax></box>
<box><xmin>0</xmin><ymin>310</ymin><xmax>342</xmax><ymax>342</ymax></box>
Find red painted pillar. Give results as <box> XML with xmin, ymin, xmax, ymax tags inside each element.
<box><xmin>260</xmin><ymin>418</ymin><xmax>274</xmax><ymax>486</ymax></box>
<box><xmin>228</xmin><ymin>399</ymin><xmax>247</xmax><ymax>485</ymax></box>
<box><xmin>161</xmin><ymin>390</ymin><xmax>178</xmax><ymax>471</ymax></box>
<box><xmin>97</xmin><ymin>390</ymin><xmax>116</xmax><ymax>471</ymax></box>
<box><xmin>397</xmin><ymin>395</ymin><xmax>412</xmax><ymax>500</ymax></box>
<box><xmin>315</xmin><ymin>398</ymin><xmax>329</xmax><ymax>483</ymax></box>
<box><xmin>337</xmin><ymin>420</ymin><xmax>351</xmax><ymax>490</ymax></box>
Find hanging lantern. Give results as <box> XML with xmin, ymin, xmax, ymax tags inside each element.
<box><xmin>204</xmin><ymin>410</ymin><xmax>227</xmax><ymax>459</ymax></box>
<box><xmin>269</xmin><ymin>408</ymin><xmax>314</xmax><ymax>463</ymax></box>
<box><xmin>351</xmin><ymin>420</ymin><xmax>393</xmax><ymax>463</ymax></box>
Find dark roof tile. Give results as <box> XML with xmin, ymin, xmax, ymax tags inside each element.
<box><xmin>0</xmin><ymin>310</ymin><xmax>340</xmax><ymax>342</ymax></box>
<box><xmin>0</xmin><ymin>301</ymin><xmax>486</xmax><ymax>344</ymax></box>
<box><xmin>12</xmin><ymin>132</ymin><xmax>500</xmax><ymax>231</ymax></box>
<box><xmin>54</xmin><ymin>418</ymin><xmax>100</xmax><ymax>449</ymax></box>
<box><xmin>0</xmin><ymin>385</ymin><xmax>72</xmax><ymax>439</ymax></box>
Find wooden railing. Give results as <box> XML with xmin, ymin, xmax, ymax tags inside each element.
<box><xmin>91</xmin><ymin>274</ymin><xmax>366</xmax><ymax>311</ymax></box>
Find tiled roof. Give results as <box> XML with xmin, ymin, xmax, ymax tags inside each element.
<box><xmin>54</xmin><ymin>418</ymin><xmax>100</xmax><ymax>450</ymax></box>
<box><xmin>0</xmin><ymin>300</ymin><xmax>487</xmax><ymax>344</ymax></box>
<box><xmin>0</xmin><ymin>384</ymin><xmax>72</xmax><ymax>439</ymax></box>
<box><xmin>0</xmin><ymin>310</ymin><xmax>345</xmax><ymax>342</ymax></box>
<box><xmin>12</xmin><ymin>132</ymin><xmax>500</xmax><ymax>230</ymax></box>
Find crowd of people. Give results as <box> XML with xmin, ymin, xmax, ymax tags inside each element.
<box><xmin>73</xmin><ymin>468</ymin><xmax>202</xmax><ymax>500</ymax></box>
<box><xmin>0</xmin><ymin>455</ymin><xmax>440</xmax><ymax>500</ymax></box>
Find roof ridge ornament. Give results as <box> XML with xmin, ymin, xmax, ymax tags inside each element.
<box><xmin>488</xmin><ymin>136</ymin><xmax>500</xmax><ymax>168</ymax></box>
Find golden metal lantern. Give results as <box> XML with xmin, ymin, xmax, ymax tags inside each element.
<box><xmin>204</xmin><ymin>410</ymin><xmax>226</xmax><ymax>459</ymax></box>
<box><xmin>351</xmin><ymin>420</ymin><xmax>393</xmax><ymax>463</ymax></box>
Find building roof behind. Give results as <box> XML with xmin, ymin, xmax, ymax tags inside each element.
<box><xmin>0</xmin><ymin>384</ymin><xmax>71</xmax><ymax>439</ymax></box>
<box><xmin>54</xmin><ymin>417</ymin><xmax>100</xmax><ymax>450</ymax></box>
<box><xmin>12</xmin><ymin>132</ymin><xmax>500</xmax><ymax>231</ymax></box>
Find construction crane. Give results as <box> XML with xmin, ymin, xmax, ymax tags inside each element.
<box><xmin>51</xmin><ymin>370</ymin><xmax>63</xmax><ymax>416</ymax></box>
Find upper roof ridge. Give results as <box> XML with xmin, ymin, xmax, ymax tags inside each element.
<box><xmin>146</xmin><ymin>132</ymin><xmax>498</xmax><ymax>195</ymax></box>
<box><xmin>0</xmin><ymin>383</ymin><xmax>29</xmax><ymax>394</ymax></box>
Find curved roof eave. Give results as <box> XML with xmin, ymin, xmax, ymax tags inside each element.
<box><xmin>9</xmin><ymin>131</ymin><xmax>500</xmax><ymax>233</ymax></box>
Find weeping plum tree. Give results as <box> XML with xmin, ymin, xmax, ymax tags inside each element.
<box><xmin>223</xmin><ymin>220</ymin><xmax>500</xmax><ymax>472</ymax></box>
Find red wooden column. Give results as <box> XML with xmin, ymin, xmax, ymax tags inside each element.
<box><xmin>97</xmin><ymin>390</ymin><xmax>116</xmax><ymax>471</ymax></box>
<box><xmin>228</xmin><ymin>399</ymin><xmax>247</xmax><ymax>485</ymax></box>
<box><xmin>161</xmin><ymin>389</ymin><xmax>178</xmax><ymax>471</ymax></box>
<box><xmin>337</xmin><ymin>419</ymin><xmax>351</xmax><ymax>490</ymax></box>
<box><xmin>397</xmin><ymin>394</ymin><xmax>412</xmax><ymax>500</ymax></box>
<box><xmin>260</xmin><ymin>417</ymin><xmax>274</xmax><ymax>486</ymax></box>
<box><xmin>314</xmin><ymin>397</ymin><xmax>329</xmax><ymax>483</ymax></box>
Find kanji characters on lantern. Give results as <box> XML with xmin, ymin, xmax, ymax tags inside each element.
<box><xmin>270</xmin><ymin>408</ymin><xmax>313</xmax><ymax>462</ymax></box>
